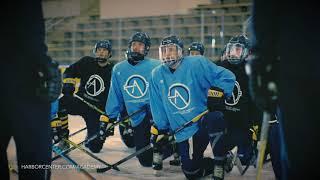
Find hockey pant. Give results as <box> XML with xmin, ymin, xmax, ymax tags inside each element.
<box><xmin>177</xmin><ymin>111</ymin><xmax>226</xmax><ymax>179</ymax></box>
<box><xmin>58</xmin><ymin>95</ymin><xmax>102</xmax><ymax>153</ymax></box>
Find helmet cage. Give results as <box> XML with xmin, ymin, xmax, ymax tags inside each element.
<box><xmin>159</xmin><ymin>43</ymin><xmax>183</xmax><ymax>67</ymax></box>
<box><xmin>225</xmin><ymin>42</ymin><xmax>248</xmax><ymax>64</ymax></box>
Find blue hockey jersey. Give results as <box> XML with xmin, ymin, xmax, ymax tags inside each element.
<box><xmin>149</xmin><ymin>56</ymin><xmax>235</xmax><ymax>142</ymax></box>
<box><xmin>106</xmin><ymin>58</ymin><xmax>161</xmax><ymax>127</ymax></box>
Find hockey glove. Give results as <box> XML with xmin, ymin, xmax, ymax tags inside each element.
<box><xmin>62</xmin><ymin>77</ymin><xmax>76</xmax><ymax>96</ymax></box>
<box><xmin>98</xmin><ymin>115</ymin><xmax>116</xmax><ymax>140</ymax></box>
<box><xmin>150</xmin><ymin>125</ymin><xmax>173</xmax><ymax>170</ymax></box>
<box><xmin>61</xmin><ymin>76</ymin><xmax>76</xmax><ymax>103</ymax></box>
<box><xmin>207</xmin><ymin>87</ymin><xmax>225</xmax><ymax>112</ymax></box>
<box><xmin>150</xmin><ymin>125</ymin><xmax>172</xmax><ymax>147</ymax></box>
<box><xmin>36</xmin><ymin>56</ymin><xmax>62</xmax><ymax>102</ymax></box>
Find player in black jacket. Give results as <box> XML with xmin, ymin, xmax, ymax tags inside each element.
<box><xmin>219</xmin><ymin>35</ymin><xmax>260</xmax><ymax>167</ymax></box>
<box><xmin>207</xmin><ymin>35</ymin><xmax>261</xmax><ymax>177</ymax></box>
<box><xmin>213</xmin><ymin>35</ymin><xmax>283</xmax><ymax>179</ymax></box>
<box><xmin>1</xmin><ymin>1</ymin><xmax>61</xmax><ymax>179</ymax></box>
<box><xmin>51</xmin><ymin>40</ymin><xmax>114</xmax><ymax>153</ymax></box>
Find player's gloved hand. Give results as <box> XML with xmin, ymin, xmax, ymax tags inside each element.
<box><xmin>150</xmin><ymin>125</ymin><xmax>172</xmax><ymax>148</ymax></box>
<box><xmin>245</xmin><ymin>55</ymin><xmax>279</xmax><ymax>113</ymax></box>
<box><xmin>62</xmin><ymin>83</ymin><xmax>75</xmax><ymax>97</ymax></box>
<box><xmin>36</xmin><ymin>56</ymin><xmax>62</xmax><ymax>102</ymax></box>
<box><xmin>150</xmin><ymin>125</ymin><xmax>172</xmax><ymax>170</ymax></box>
<box><xmin>61</xmin><ymin>76</ymin><xmax>76</xmax><ymax>104</ymax></box>
<box><xmin>207</xmin><ymin>87</ymin><xmax>225</xmax><ymax>112</ymax></box>
<box><xmin>98</xmin><ymin>115</ymin><xmax>116</xmax><ymax>140</ymax></box>
<box><xmin>51</xmin><ymin>116</ymin><xmax>63</xmax><ymax>144</ymax></box>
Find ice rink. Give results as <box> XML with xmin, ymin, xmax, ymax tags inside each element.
<box><xmin>7</xmin><ymin>115</ymin><xmax>276</xmax><ymax>180</ymax></box>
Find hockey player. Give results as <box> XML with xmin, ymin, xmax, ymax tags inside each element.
<box><xmin>149</xmin><ymin>35</ymin><xmax>235</xmax><ymax>180</ymax></box>
<box><xmin>188</xmin><ymin>41</ymin><xmax>205</xmax><ymax>56</ymax></box>
<box><xmin>51</xmin><ymin>40</ymin><xmax>114</xmax><ymax>153</ymax></box>
<box><xmin>95</xmin><ymin>32</ymin><xmax>160</xmax><ymax>167</ymax></box>
<box><xmin>151</xmin><ymin>41</ymin><xmax>206</xmax><ymax>171</ymax></box>
<box><xmin>210</xmin><ymin>35</ymin><xmax>261</xmax><ymax>172</ymax></box>
<box><xmin>151</xmin><ymin>41</ymin><xmax>207</xmax><ymax>170</ymax></box>
<box><xmin>215</xmin><ymin>35</ymin><xmax>284</xmax><ymax>179</ymax></box>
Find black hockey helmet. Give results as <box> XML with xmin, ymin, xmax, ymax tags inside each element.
<box><xmin>188</xmin><ymin>42</ymin><xmax>205</xmax><ymax>56</ymax></box>
<box><xmin>93</xmin><ymin>40</ymin><xmax>112</xmax><ymax>62</ymax></box>
<box><xmin>225</xmin><ymin>34</ymin><xmax>250</xmax><ymax>64</ymax></box>
<box><xmin>127</xmin><ymin>32</ymin><xmax>151</xmax><ymax>63</ymax></box>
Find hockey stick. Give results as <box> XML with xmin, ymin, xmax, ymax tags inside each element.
<box><xmin>256</xmin><ymin>111</ymin><xmax>271</xmax><ymax>180</ymax></box>
<box><xmin>234</xmin><ymin>143</ymin><xmax>268</xmax><ymax>176</ymax></box>
<box><xmin>96</xmin><ymin>109</ymin><xmax>209</xmax><ymax>173</ymax></box>
<box><xmin>52</xmin><ymin>146</ymin><xmax>96</xmax><ymax>180</ymax></box>
<box><xmin>62</xmin><ymin>138</ymin><xmax>119</xmax><ymax>171</ymax></box>
<box><xmin>240</xmin><ymin>143</ymin><xmax>259</xmax><ymax>176</ymax></box>
<box><xmin>52</xmin><ymin>139</ymin><xmax>86</xmax><ymax>161</ymax></box>
<box><xmin>52</xmin><ymin>127</ymin><xmax>87</xmax><ymax>161</ymax></box>
<box><xmin>52</xmin><ymin>106</ymin><xmax>146</xmax><ymax>162</ymax></box>
<box><xmin>236</xmin><ymin>140</ymin><xmax>258</xmax><ymax>176</ymax></box>
<box><xmin>74</xmin><ymin>94</ymin><xmax>105</xmax><ymax>115</ymax></box>
<box><xmin>69</xmin><ymin>127</ymin><xmax>87</xmax><ymax>137</ymax></box>
<box><xmin>240</xmin><ymin>157</ymin><xmax>253</xmax><ymax>176</ymax></box>
<box><xmin>85</xmin><ymin>105</ymin><xmax>148</xmax><ymax>143</ymax></box>
<box><xmin>74</xmin><ymin>93</ymin><xmax>146</xmax><ymax>128</ymax></box>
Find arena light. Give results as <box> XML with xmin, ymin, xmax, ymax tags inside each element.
<box><xmin>211</xmin><ymin>38</ymin><xmax>216</xmax><ymax>48</ymax></box>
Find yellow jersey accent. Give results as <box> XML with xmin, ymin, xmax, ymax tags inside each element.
<box><xmin>51</xmin><ymin>120</ymin><xmax>61</xmax><ymax>128</ymax></box>
<box><xmin>250</xmin><ymin>125</ymin><xmax>259</xmax><ymax>141</ymax></box>
<box><xmin>61</xmin><ymin>119</ymin><xmax>68</xmax><ymax>125</ymax></box>
<box><xmin>63</xmin><ymin>78</ymin><xmax>76</xmax><ymax>84</ymax></box>
<box><xmin>150</xmin><ymin>126</ymin><xmax>159</xmax><ymax>135</ymax></box>
<box><xmin>100</xmin><ymin>115</ymin><xmax>110</xmax><ymax>123</ymax></box>
<box><xmin>191</xmin><ymin>110</ymin><xmax>209</xmax><ymax>123</ymax></box>
<box><xmin>208</xmin><ymin>89</ymin><xmax>224</xmax><ymax>98</ymax></box>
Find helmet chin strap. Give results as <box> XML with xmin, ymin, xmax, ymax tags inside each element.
<box><xmin>165</xmin><ymin>58</ymin><xmax>182</xmax><ymax>70</ymax></box>
<box><xmin>127</xmin><ymin>51</ymin><xmax>144</xmax><ymax>65</ymax></box>
<box><xmin>95</xmin><ymin>57</ymin><xmax>108</xmax><ymax>63</ymax></box>
<box><xmin>95</xmin><ymin>53</ymin><xmax>112</xmax><ymax>63</ymax></box>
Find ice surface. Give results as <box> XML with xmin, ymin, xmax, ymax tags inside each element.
<box><xmin>7</xmin><ymin>115</ymin><xmax>275</xmax><ymax>180</ymax></box>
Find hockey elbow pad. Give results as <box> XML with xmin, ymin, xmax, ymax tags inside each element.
<box><xmin>62</xmin><ymin>77</ymin><xmax>76</xmax><ymax>96</ymax></box>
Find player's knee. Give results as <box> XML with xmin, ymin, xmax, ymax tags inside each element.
<box><xmin>137</xmin><ymin>149</ymin><xmax>153</xmax><ymax>167</ymax></box>
<box><xmin>209</xmin><ymin>131</ymin><xmax>226</xmax><ymax>156</ymax></box>
<box><xmin>182</xmin><ymin>167</ymin><xmax>202</xmax><ymax>180</ymax></box>
<box><xmin>210</xmin><ymin>135</ymin><xmax>226</xmax><ymax>156</ymax></box>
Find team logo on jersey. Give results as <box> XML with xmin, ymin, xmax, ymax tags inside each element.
<box><xmin>225</xmin><ymin>81</ymin><xmax>242</xmax><ymax>106</ymax></box>
<box><xmin>85</xmin><ymin>74</ymin><xmax>105</xmax><ymax>96</ymax></box>
<box><xmin>124</xmin><ymin>75</ymin><xmax>149</xmax><ymax>98</ymax></box>
<box><xmin>168</xmin><ymin>83</ymin><xmax>191</xmax><ymax>110</ymax></box>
